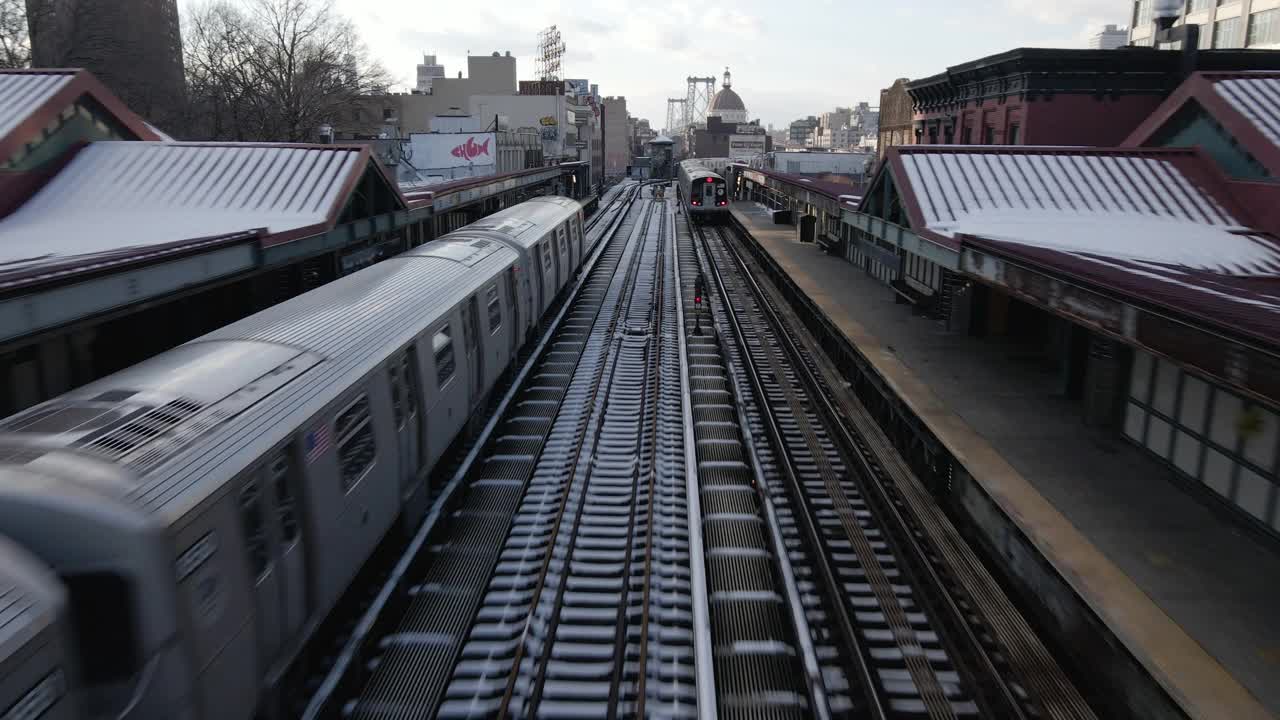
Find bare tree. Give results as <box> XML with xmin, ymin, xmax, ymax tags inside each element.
<box><xmin>183</xmin><ymin>0</ymin><xmax>389</xmax><ymax>142</ymax></box>
<box><xmin>0</xmin><ymin>0</ymin><xmax>31</xmax><ymax>68</ymax></box>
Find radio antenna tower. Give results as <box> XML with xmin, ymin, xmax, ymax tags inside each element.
<box><xmin>686</xmin><ymin>75</ymin><xmax>716</xmax><ymax>127</ymax></box>
<box><xmin>537</xmin><ymin>25</ymin><xmax>565</xmax><ymax>81</ymax></box>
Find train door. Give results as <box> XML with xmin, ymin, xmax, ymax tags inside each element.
<box><xmin>239</xmin><ymin>448</ymin><xmax>306</xmax><ymax>669</ymax></box>
<box><xmin>465</xmin><ymin>296</ymin><xmax>483</xmax><ymax>402</ymax></box>
<box><xmin>266</xmin><ymin>449</ymin><xmax>307</xmax><ymax>645</ymax></box>
<box><xmin>388</xmin><ymin>346</ymin><xmax>423</xmax><ymax>501</ymax></box>
<box><xmin>505</xmin><ymin>268</ymin><xmax>520</xmax><ymax>356</ymax></box>
<box><xmin>702</xmin><ymin>179</ymin><xmax>717</xmax><ymax>206</ymax></box>
<box><xmin>538</xmin><ymin>241</ymin><xmax>552</xmax><ymax>311</ymax></box>
<box><xmin>553</xmin><ymin>229</ymin><xmax>566</xmax><ymax>290</ymax></box>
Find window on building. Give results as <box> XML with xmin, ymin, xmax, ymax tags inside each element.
<box><xmin>1134</xmin><ymin>0</ymin><xmax>1153</xmax><ymax>28</ymax></box>
<box><xmin>1188</xmin><ymin>0</ymin><xmax>1212</xmax><ymax>10</ymax></box>
<box><xmin>336</xmin><ymin>396</ymin><xmax>376</xmax><ymax>492</ymax></box>
<box><xmin>984</xmin><ymin>126</ymin><xmax>996</xmax><ymax>144</ymax></box>
<box><xmin>1218</xmin><ymin>0</ymin><xmax>1239</xmax><ymax>5</ymax></box>
<box><xmin>1248</xmin><ymin>8</ymin><xmax>1280</xmax><ymax>46</ymax></box>
<box><xmin>1214</xmin><ymin>15</ymin><xmax>1242</xmax><ymax>47</ymax></box>
<box><xmin>352</xmin><ymin>108</ymin><xmax>361</xmax><ymax>122</ymax></box>
<box><xmin>382</xmin><ymin>107</ymin><xmax>394</xmax><ymax>120</ymax></box>
<box><xmin>1007</xmin><ymin>124</ymin><xmax>1021</xmax><ymax>145</ymax></box>
<box><xmin>434</xmin><ymin>324</ymin><xmax>455</xmax><ymax>387</ymax></box>
<box><xmin>962</xmin><ymin>127</ymin><xmax>973</xmax><ymax>145</ymax></box>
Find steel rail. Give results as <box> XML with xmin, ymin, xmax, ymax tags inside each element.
<box><xmin>691</xmin><ymin>222</ymin><xmax>891</xmax><ymax>720</ymax></box>
<box><xmin>713</xmin><ymin>223</ymin><xmax>1046</xmax><ymax>718</ymax></box>
<box><xmin>495</xmin><ymin>198</ymin><xmax>660</xmax><ymax>719</ymax></box>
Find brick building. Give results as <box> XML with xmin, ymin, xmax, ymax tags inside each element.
<box><xmin>26</xmin><ymin>0</ymin><xmax>185</xmax><ymax>129</ymax></box>
<box><xmin>905</xmin><ymin>47</ymin><xmax>1280</xmax><ymax>149</ymax></box>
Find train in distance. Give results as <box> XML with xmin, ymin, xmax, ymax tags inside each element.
<box><xmin>678</xmin><ymin>159</ymin><xmax>730</xmax><ymax>223</ymax></box>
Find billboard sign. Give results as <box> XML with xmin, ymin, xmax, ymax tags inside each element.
<box><xmin>408</xmin><ymin>132</ymin><xmax>498</xmax><ymax>171</ymax></box>
<box><xmin>564</xmin><ymin>79</ymin><xmax>590</xmax><ymax>98</ymax></box>
<box><xmin>729</xmin><ymin>135</ymin><xmax>766</xmax><ymax>161</ymax></box>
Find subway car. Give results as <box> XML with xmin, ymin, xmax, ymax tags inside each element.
<box><xmin>677</xmin><ymin>159</ymin><xmax>729</xmax><ymax>222</ymax></box>
<box><xmin>0</xmin><ymin>196</ymin><xmax>586</xmax><ymax>720</ymax></box>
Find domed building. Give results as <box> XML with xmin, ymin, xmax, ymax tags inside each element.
<box><xmin>707</xmin><ymin>68</ymin><xmax>748</xmax><ymax>124</ymax></box>
<box><xmin>689</xmin><ymin>66</ymin><xmax>770</xmax><ymax>161</ymax></box>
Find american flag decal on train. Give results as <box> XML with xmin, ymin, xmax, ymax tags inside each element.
<box><xmin>304</xmin><ymin>423</ymin><xmax>331</xmax><ymax>464</ymax></box>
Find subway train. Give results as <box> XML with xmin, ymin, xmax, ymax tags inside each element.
<box><xmin>677</xmin><ymin>159</ymin><xmax>729</xmax><ymax>222</ymax></box>
<box><xmin>0</xmin><ymin>195</ymin><xmax>587</xmax><ymax>720</ymax></box>
<box><xmin>0</xmin><ymin>534</ymin><xmax>80</xmax><ymax>720</ymax></box>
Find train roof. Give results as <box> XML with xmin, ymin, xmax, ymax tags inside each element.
<box><xmin>0</xmin><ymin>534</ymin><xmax>64</xmax><ymax>669</ymax></box>
<box><xmin>0</xmin><ymin>234</ymin><xmax>520</xmax><ymax>521</ymax></box>
<box><xmin>462</xmin><ymin>195</ymin><xmax>581</xmax><ymax>249</ymax></box>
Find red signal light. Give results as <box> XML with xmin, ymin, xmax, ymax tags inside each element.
<box><xmin>695</xmin><ymin>294</ymin><xmax>702</xmax><ymax>304</ymax></box>
<box><xmin>706</xmin><ymin>178</ymin><xmax>713</xmax><ymax>183</ymax></box>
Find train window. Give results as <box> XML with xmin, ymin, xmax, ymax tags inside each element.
<box><xmin>556</xmin><ymin>226</ymin><xmax>567</xmax><ymax>253</ymax></box>
<box><xmin>336</xmin><ymin>395</ymin><xmax>376</xmax><ymax>492</ymax></box>
<box><xmin>62</xmin><ymin>572</ymin><xmax>139</xmax><ymax>684</ymax></box>
<box><xmin>402</xmin><ymin>348</ymin><xmax>419</xmax><ymax>420</ymax></box>
<box><xmin>541</xmin><ymin>242</ymin><xmax>552</xmax><ymax>270</ymax></box>
<box><xmin>239</xmin><ymin>481</ymin><xmax>270</xmax><ymax>578</ymax></box>
<box><xmin>434</xmin><ymin>325</ymin><xmax>455</xmax><ymax>387</ymax></box>
<box><xmin>270</xmin><ymin>451</ymin><xmax>299</xmax><ymax>545</ymax></box>
<box><xmin>388</xmin><ymin>357</ymin><xmax>404</xmax><ymax>428</ymax></box>
<box><xmin>487</xmin><ymin>285</ymin><xmax>502</xmax><ymax>333</ymax></box>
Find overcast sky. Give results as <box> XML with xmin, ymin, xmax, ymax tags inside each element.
<box><xmin>177</xmin><ymin>0</ymin><xmax>1128</xmax><ymax>129</ymax></box>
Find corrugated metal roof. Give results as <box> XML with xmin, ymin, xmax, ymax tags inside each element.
<box><xmin>897</xmin><ymin>148</ymin><xmax>1280</xmax><ymax>275</ymax></box>
<box><xmin>0</xmin><ymin>71</ymin><xmax>75</xmax><ymax>141</ymax></box>
<box><xmin>1213</xmin><ymin>74</ymin><xmax>1280</xmax><ymax>149</ymax></box>
<box><xmin>0</xmin><ymin>141</ymin><xmax>364</xmax><ymax>275</ymax></box>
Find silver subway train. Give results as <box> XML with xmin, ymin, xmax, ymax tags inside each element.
<box><xmin>677</xmin><ymin>159</ymin><xmax>729</xmax><ymax>222</ymax></box>
<box><xmin>0</xmin><ymin>195</ymin><xmax>587</xmax><ymax>720</ymax></box>
<box><xmin>0</xmin><ymin>534</ymin><xmax>80</xmax><ymax>720</ymax></box>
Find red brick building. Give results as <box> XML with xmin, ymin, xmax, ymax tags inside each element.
<box><xmin>906</xmin><ymin>47</ymin><xmax>1280</xmax><ymax>148</ymax></box>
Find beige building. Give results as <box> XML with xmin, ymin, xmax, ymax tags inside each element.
<box><xmin>1129</xmin><ymin>0</ymin><xmax>1280</xmax><ymax>48</ymax></box>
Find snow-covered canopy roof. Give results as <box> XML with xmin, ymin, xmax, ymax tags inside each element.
<box><xmin>0</xmin><ymin>71</ymin><xmax>74</xmax><ymax>140</ymax></box>
<box><xmin>883</xmin><ymin>145</ymin><xmax>1280</xmax><ymax>346</ymax></box>
<box><xmin>0</xmin><ymin>69</ymin><xmax>159</xmax><ymax>162</ymax></box>
<box><xmin>1125</xmin><ymin>71</ymin><xmax>1280</xmax><ymax>178</ymax></box>
<box><xmin>896</xmin><ymin>146</ymin><xmax>1279</xmax><ymax>275</ymax></box>
<box><xmin>0</xmin><ymin>141</ymin><xmax>372</xmax><ymax>276</ymax></box>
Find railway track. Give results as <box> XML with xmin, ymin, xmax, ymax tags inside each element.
<box><xmin>305</xmin><ymin>187</ymin><xmax>692</xmax><ymax>719</ymax></box>
<box><xmin>690</xmin><ymin>220</ymin><xmax>1097</xmax><ymax>720</ymax></box>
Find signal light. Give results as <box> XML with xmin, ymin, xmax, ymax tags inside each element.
<box><xmin>706</xmin><ymin>178</ymin><xmax>713</xmax><ymax>183</ymax></box>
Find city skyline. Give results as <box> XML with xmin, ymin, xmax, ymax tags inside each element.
<box><xmin>174</xmin><ymin>0</ymin><xmax>1127</xmax><ymax>128</ymax></box>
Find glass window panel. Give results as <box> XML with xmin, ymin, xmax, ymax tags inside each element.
<box><xmin>434</xmin><ymin>325</ymin><xmax>455</xmax><ymax>387</ymax></box>
<box><xmin>1242</xmin><ymin>405</ymin><xmax>1278</xmax><ymax>470</ymax></box>
<box><xmin>1173</xmin><ymin>431</ymin><xmax>1203</xmax><ymax>477</ymax></box>
<box><xmin>1210</xmin><ymin>390</ymin><xmax>1242</xmax><ymax>448</ymax></box>
<box><xmin>1248</xmin><ymin>9</ymin><xmax>1280</xmax><ymax>46</ymax></box>
<box><xmin>1213</xmin><ymin>16</ymin><xmax>1241</xmax><ymax>48</ymax></box>
<box><xmin>1203</xmin><ymin>448</ymin><xmax>1234</xmax><ymax>498</ymax></box>
<box><xmin>1147</xmin><ymin>417</ymin><xmax>1173</xmax><ymax>459</ymax></box>
<box><xmin>1178</xmin><ymin>375</ymin><xmax>1210</xmax><ymax>433</ymax></box>
<box><xmin>1130</xmin><ymin>350</ymin><xmax>1153</xmax><ymax>404</ymax></box>
<box><xmin>1152</xmin><ymin>358</ymin><xmax>1179</xmax><ymax>416</ymax></box>
<box><xmin>1235</xmin><ymin>468</ymin><xmax>1273</xmax><ymax>521</ymax></box>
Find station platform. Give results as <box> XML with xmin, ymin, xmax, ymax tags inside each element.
<box><xmin>727</xmin><ymin>201</ymin><xmax>1280</xmax><ymax>719</ymax></box>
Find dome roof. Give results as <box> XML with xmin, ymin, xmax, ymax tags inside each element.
<box><xmin>709</xmin><ymin>87</ymin><xmax>745</xmax><ymax>112</ymax></box>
